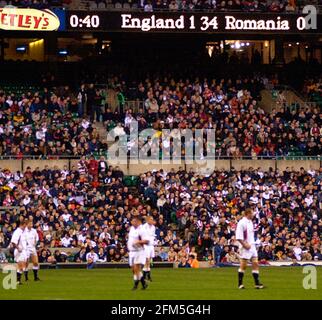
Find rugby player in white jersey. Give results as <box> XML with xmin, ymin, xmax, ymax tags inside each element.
<box><xmin>9</xmin><ymin>219</ymin><xmax>28</xmax><ymax>285</ymax></box>
<box><xmin>236</xmin><ymin>208</ymin><xmax>264</xmax><ymax>289</ymax></box>
<box><xmin>142</xmin><ymin>216</ymin><xmax>156</xmax><ymax>281</ymax></box>
<box><xmin>25</xmin><ymin>220</ymin><xmax>40</xmax><ymax>281</ymax></box>
<box><xmin>127</xmin><ymin>216</ymin><xmax>149</xmax><ymax>290</ymax></box>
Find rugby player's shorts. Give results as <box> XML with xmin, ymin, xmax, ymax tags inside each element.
<box><xmin>14</xmin><ymin>249</ymin><xmax>28</xmax><ymax>263</ymax></box>
<box><xmin>26</xmin><ymin>247</ymin><xmax>37</xmax><ymax>258</ymax></box>
<box><xmin>144</xmin><ymin>245</ymin><xmax>155</xmax><ymax>259</ymax></box>
<box><xmin>239</xmin><ymin>244</ymin><xmax>258</xmax><ymax>260</ymax></box>
<box><xmin>129</xmin><ymin>251</ymin><xmax>146</xmax><ymax>266</ymax></box>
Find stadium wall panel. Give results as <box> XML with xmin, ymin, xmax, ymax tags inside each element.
<box><xmin>276</xmin><ymin>160</ymin><xmax>320</xmax><ymax>171</ymax></box>
<box><xmin>231</xmin><ymin>160</ymin><xmax>276</xmax><ymax>171</ymax></box>
<box><xmin>23</xmin><ymin>159</ymin><xmax>70</xmax><ymax>170</ymax></box>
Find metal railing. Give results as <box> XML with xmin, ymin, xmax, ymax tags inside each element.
<box><xmin>268</xmin><ymin>83</ymin><xmax>319</xmax><ymax>112</ymax></box>
<box><xmin>124</xmin><ymin>100</ymin><xmax>145</xmax><ymax>113</ymax></box>
<box><xmin>270</xmin><ymin>101</ymin><xmax>317</xmax><ymax>112</ymax></box>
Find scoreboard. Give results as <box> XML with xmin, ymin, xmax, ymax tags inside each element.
<box><xmin>65</xmin><ymin>11</ymin><xmax>321</xmax><ymax>34</ymax></box>
<box><xmin>0</xmin><ymin>7</ymin><xmax>321</xmax><ymax>34</ymax></box>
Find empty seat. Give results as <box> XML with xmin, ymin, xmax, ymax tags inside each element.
<box><xmin>89</xmin><ymin>1</ymin><xmax>98</xmax><ymax>9</ymax></box>
<box><xmin>98</xmin><ymin>1</ymin><xmax>107</xmax><ymax>9</ymax></box>
<box><xmin>115</xmin><ymin>2</ymin><xmax>122</xmax><ymax>9</ymax></box>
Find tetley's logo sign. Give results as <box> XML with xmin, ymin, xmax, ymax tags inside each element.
<box><xmin>0</xmin><ymin>8</ymin><xmax>60</xmax><ymax>31</ymax></box>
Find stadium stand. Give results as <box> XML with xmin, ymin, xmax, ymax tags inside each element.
<box><xmin>0</xmin><ymin>74</ymin><xmax>320</xmax><ymax>158</ymax></box>
<box><xmin>0</xmin><ymin>164</ymin><xmax>321</xmax><ymax>264</ymax></box>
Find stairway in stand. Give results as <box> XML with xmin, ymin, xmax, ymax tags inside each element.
<box><xmin>93</xmin><ymin>121</ymin><xmax>108</xmax><ymax>156</ymax></box>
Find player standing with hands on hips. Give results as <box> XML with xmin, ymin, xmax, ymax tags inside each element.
<box><xmin>236</xmin><ymin>208</ymin><xmax>264</xmax><ymax>289</ymax></box>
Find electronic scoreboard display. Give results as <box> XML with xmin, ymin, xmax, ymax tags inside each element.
<box><xmin>0</xmin><ymin>7</ymin><xmax>320</xmax><ymax>34</ymax></box>
<box><xmin>65</xmin><ymin>11</ymin><xmax>321</xmax><ymax>34</ymax></box>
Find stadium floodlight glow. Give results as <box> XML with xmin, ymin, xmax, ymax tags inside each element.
<box><xmin>16</xmin><ymin>45</ymin><xmax>27</xmax><ymax>53</ymax></box>
<box><xmin>58</xmin><ymin>49</ymin><xmax>68</xmax><ymax>56</ymax></box>
<box><xmin>207</xmin><ymin>45</ymin><xmax>214</xmax><ymax>57</ymax></box>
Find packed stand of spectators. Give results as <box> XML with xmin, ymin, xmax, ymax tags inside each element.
<box><xmin>139</xmin><ymin>166</ymin><xmax>322</xmax><ymax>264</ymax></box>
<box><xmin>110</xmin><ymin>75</ymin><xmax>321</xmax><ymax>158</ymax></box>
<box><xmin>0</xmin><ymin>165</ymin><xmax>321</xmax><ymax>265</ymax></box>
<box><xmin>0</xmin><ymin>86</ymin><xmax>108</xmax><ymax>158</ymax></box>
<box><xmin>0</xmin><ymin>162</ymin><xmax>131</xmax><ymax>263</ymax></box>
<box><xmin>1</xmin><ymin>74</ymin><xmax>321</xmax><ymax>159</ymax></box>
<box><xmin>2</xmin><ymin>0</ymin><xmax>318</xmax><ymax>13</ymax></box>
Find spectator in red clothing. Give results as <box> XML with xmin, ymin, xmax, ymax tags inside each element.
<box><xmin>87</xmin><ymin>155</ymin><xmax>98</xmax><ymax>178</ymax></box>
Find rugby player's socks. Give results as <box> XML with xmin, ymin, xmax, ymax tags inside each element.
<box><xmin>33</xmin><ymin>266</ymin><xmax>39</xmax><ymax>280</ymax></box>
<box><xmin>252</xmin><ymin>270</ymin><xmax>260</xmax><ymax>285</ymax></box>
<box><xmin>238</xmin><ymin>269</ymin><xmax>244</xmax><ymax>286</ymax></box>
<box><xmin>17</xmin><ymin>271</ymin><xmax>22</xmax><ymax>284</ymax></box>
<box><xmin>147</xmin><ymin>268</ymin><xmax>151</xmax><ymax>280</ymax></box>
<box><xmin>133</xmin><ymin>275</ymin><xmax>139</xmax><ymax>288</ymax></box>
<box><xmin>24</xmin><ymin>269</ymin><xmax>29</xmax><ymax>281</ymax></box>
<box><xmin>143</xmin><ymin>267</ymin><xmax>151</xmax><ymax>280</ymax></box>
<box><xmin>139</xmin><ymin>272</ymin><xmax>146</xmax><ymax>287</ymax></box>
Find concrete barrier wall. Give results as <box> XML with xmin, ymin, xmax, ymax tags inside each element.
<box><xmin>231</xmin><ymin>159</ymin><xmax>276</xmax><ymax>171</ymax></box>
<box><xmin>128</xmin><ymin>163</ymin><xmax>183</xmax><ymax>176</ymax></box>
<box><xmin>0</xmin><ymin>160</ymin><xmax>22</xmax><ymax>172</ymax></box>
<box><xmin>0</xmin><ymin>159</ymin><xmax>320</xmax><ymax>174</ymax></box>
<box><xmin>23</xmin><ymin>159</ymin><xmax>70</xmax><ymax>170</ymax></box>
<box><xmin>276</xmin><ymin>160</ymin><xmax>320</xmax><ymax>171</ymax></box>
<box><xmin>186</xmin><ymin>160</ymin><xmax>230</xmax><ymax>172</ymax></box>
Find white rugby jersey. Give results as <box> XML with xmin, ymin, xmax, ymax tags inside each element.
<box><xmin>236</xmin><ymin>217</ymin><xmax>255</xmax><ymax>245</ymax></box>
<box><xmin>127</xmin><ymin>225</ymin><xmax>148</xmax><ymax>252</ymax></box>
<box><xmin>10</xmin><ymin>227</ymin><xmax>28</xmax><ymax>251</ymax></box>
<box><xmin>142</xmin><ymin>223</ymin><xmax>156</xmax><ymax>247</ymax></box>
<box><xmin>25</xmin><ymin>227</ymin><xmax>39</xmax><ymax>249</ymax></box>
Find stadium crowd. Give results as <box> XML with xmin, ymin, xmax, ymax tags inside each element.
<box><xmin>0</xmin><ymin>86</ymin><xmax>107</xmax><ymax>157</ymax></box>
<box><xmin>0</xmin><ymin>0</ymin><xmax>317</xmax><ymax>12</ymax></box>
<box><xmin>0</xmin><ymin>164</ymin><xmax>321</xmax><ymax>265</ymax></box>
<box><xmin>1</xmin><ymin>74</ymin><xmax>321</xmax><ymax>158</ymax></box>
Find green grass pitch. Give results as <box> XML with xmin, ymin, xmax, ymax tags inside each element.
<box><xmin>0</xmin><ymin>267</ymin><xmax>321</xmax><ymax>300</ymax></box>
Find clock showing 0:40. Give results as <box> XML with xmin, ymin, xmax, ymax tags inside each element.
<box><xmin>69</xmin><ymin>14</ymin><xmax>100</xmax><ymax>28</ymax></box>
